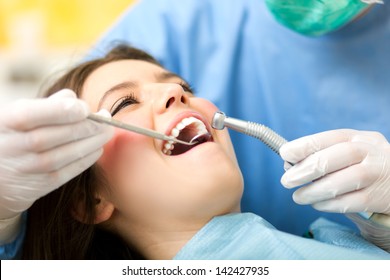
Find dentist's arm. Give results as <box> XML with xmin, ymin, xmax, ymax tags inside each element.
<box><xmin>280</xmin><ymin>129</ymin><xmax>390</xmax><ymax>251</ymax></box>
<box><xmin>0</xmin><ymin>89</ymin><xmax>113</xmax><ymax>246</ymax></box>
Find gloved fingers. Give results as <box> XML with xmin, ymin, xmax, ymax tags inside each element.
<box><xmin>311</xmin><ymin>188</ymin><xmax>380</xmax><ymax>214</ymax></box>
<box><xmin>349</xmin><ymin>130</ymin><xmax>389</xmax><ymax>146</ymax></box>
<box><xmin>279</xmin><ymin>129</ymin><xmax>355</xmax><ymax>164</ymax></box>
<box><xmin>283</xmin><ymin>161</ymin><xmax>293</xmax><ymax>171</ymax></box>
<box><xmin>279</xmin><ymin>129</ymin><xmax>388</xmax><ymax>164</ymax></box>
<box><xmin>18</xmin><ymin>125</ymin><xmax>113</xmax><ymax>173</ymax></box>
<box><xmin>44</xmin><ymin>148</ymin><xmax>104</xmax><ymax>193</ymax></box>
<box><xmin>5</xmin><ymin>119</ymin><xmax>111</xmax><ymax>153</ymax></box>
<box><xmin>0</xmin><ymin>148</ymin><xmax>104</xmax><ymax>211</ymax></box>
<box><xmin>1</xmin><ymin>92</ymin><xmax>89</xmax><ymax>131</ymax></box>
<box><xmin>0</xmin><ymin>192</ymin><xmax>37</xmax><ymax>214</ymax></box>
<box><xmin>291</xmin><ymin>163</ymin><xmax>378</xmax><ymax>205</ymax></box>
<box><xmin>95</xmin><ymin>108</ymin><xmax>111</xmax><ymax>118</ymax></box>
<box><xmin>281</xmin><ymin>142</ymin><xmax>370</xmax><ymax>188</ymax></box>
<box><xmin>48</xmin><ymin>88</ymin><xmax>77</xmax><ymax>99</ymax></box>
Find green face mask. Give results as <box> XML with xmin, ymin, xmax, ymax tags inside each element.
<box><xmin>265</xmin><ymin>0</ymin><xmax>372</xmax><ymax>36</ymax></box>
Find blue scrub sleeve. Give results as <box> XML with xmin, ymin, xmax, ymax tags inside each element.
<box><xmin>0</xmin><ymin>213</ymin><xmax>26</xmax><ymax>260</ymax></box>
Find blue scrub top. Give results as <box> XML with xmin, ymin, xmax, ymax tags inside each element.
<box><xmin>88</xmin><ymin>0</ymin><xmax>390</xmax><ymax>235</ymax></box>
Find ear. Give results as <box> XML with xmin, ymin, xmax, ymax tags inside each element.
<box><xmin>93</xmin><ymin>196</ymin><xmax>115</xmax><ymax>224</ymax></box>
<box><xmin>72</xmin><ymin>195</ymin><xmax>115</xmax><ymax>225</ymax></box>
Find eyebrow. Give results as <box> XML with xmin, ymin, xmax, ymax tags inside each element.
<box><xmin>156</xmin><ymin>71</ymin><xmax>183</xmax><ymax>81</ymax></box>
<box><xmin>98</xmin><ymin>71</ymin><xmax>190</xmax><ymax>109</ymax></box>
<box><xmin>98</xmin><ymin>81</ymin><xmax>137</xmax><ymax>109</ymax></box>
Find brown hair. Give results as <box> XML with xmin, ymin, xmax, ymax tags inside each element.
<box><xmin>22</xmin><ymin>44</ymin><xmax>161</xmax><ymax>259</ymax></box>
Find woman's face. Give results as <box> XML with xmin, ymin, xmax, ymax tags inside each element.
<box><xmin>81</xmin><ymin>59</ymin><xmax>243</xmax><ymax>230</ymax></box>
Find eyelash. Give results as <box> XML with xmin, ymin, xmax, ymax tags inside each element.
<box><xmin>110</xmin><ymin>82</ymin><xmax>194</xmax><ymax>116</ymax></box>
<box><xmin>180</xmin><ymin>82</ymin><xmax>195</xmax><ymax>94</ymax></box>
<box><xmin>111</xmin><ymin>93</ymin><xmax>139</xmax><ymax>116</ymax></box>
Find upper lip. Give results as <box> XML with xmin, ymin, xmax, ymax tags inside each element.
<box><xmin>163</xmin><ymin>110</ymin><xmax>213</xmax><ymax>146</ymax></box>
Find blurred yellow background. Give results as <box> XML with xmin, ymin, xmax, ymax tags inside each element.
<box><xmin>0</xmin><ymin>0</ymin><xmax>134</xmax><ymax>47</ymax></box>
<box><xmin>0</xmin><ymin>0</ymin><xmax>135</xmax><ymax>102</ymax></box>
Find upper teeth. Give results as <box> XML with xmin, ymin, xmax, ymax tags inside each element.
<box><xmin>163</xmin><ymin>117</ymin><xmax>208</xmax><ymax>155</ymax></box>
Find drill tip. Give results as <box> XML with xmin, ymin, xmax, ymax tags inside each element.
<box><xmin>212</xmin><ymin>111</ymin><xmax>226</xmax><ymax>130</ymax></box>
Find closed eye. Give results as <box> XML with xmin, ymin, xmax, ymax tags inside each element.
<box><xmin>111</xmin><ymin>93</ymin><xmax>140</xmax><ymax>116</ymax></box>
<box><xmin>180</xmin><ymin>81</ymin><xmax>195</xmax><ymax>95</ymax></box>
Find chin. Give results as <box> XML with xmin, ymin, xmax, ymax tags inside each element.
<box><xmin>177</xmin><ymin>145</ymin><xmax>242</xmax><ymax>182</ymax></box>
<box><xmin>188</xmin><ymin>159</ymin><xmax>243</xmax><ymax>211</ymax></box>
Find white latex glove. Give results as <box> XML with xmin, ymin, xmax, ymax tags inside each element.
<box><xmin>279</xmin><ymin>129</ymin><xmax>390</xmax><ymax>215</ymax></box>
<box><xmin>0</xmin><ymin>89</ymin><xmax>114</xmax><ymax>221</ymax></box>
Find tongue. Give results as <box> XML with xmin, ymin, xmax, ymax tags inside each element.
<box><xmin>170</xmin><ymin>142</ymin><xmax>193</xmax><ymax>155</ymax></box>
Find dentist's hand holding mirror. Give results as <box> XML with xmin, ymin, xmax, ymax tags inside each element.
<box><xmin>0</xmin><ymin>89</ymin><xmax>113</xmax><ymax>243</ymax></box>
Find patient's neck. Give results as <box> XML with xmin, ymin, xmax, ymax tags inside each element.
<box><xmin>118</xmin><ymin>205</ymin><xmax>241</xmax><ymax>259</ymax></box>
<box><xmin>120</xmin><ymin>217</ymin><xmax>210</xmax><ymax>260</ymax></box>
<box><xmin>141</xmin><ymin>224</ymin><xmax>204</xmax><ymax>260</ymax></box>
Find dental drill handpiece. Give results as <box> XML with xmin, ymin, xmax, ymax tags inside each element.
<box><xmin>212</xmin><ymin>111</ymin><xmax>287</xmax><ymax>155</ymax></box>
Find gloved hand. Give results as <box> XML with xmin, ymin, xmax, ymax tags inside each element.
<box><xmin>0</xmin><ymin>89</ymin><xmax>114</xmax><ymax>220</ymax></box>
<box><xmin>279</xmin><ymin>129</ymin><xmax>390</xmax><ymax>215</ymax></box>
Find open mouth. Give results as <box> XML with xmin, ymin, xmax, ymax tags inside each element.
<box><xmin>163</xmin><ymin>116</ymin><xmax>213</xmax><ymax>156</ymax></box>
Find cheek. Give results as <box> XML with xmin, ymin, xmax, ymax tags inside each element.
<box><xmin>97</xmin><ymin>127</ymin><xmax>157</xmax><ymax>212</ymax></box>
<box><xmin>98</xmin><ymin>124</ymin><xmax>152</xmax><ymax>181</ymax></box>
<box><xmin>97</xmin><ymin>126</ymin><xmax>170</xmax><ymax>218</ymax></box>
<box><xmin>98</xmin><ymin>113</ymin><xmax>152</xmax><ymax>171</ymax></box>
<box><xmin>96</xmin><ymin>112</ymin><xmax>163</xmax><ymax>210</ymax></box>
<box><xmin>98</xmin><ymin>129</ymin><xmax>135</xmax><ymax>173</ymax></box>
<box><xmin>191</xmin><ymin>98</ymin><xmax>219</xmax><ymax>120</ymax></box>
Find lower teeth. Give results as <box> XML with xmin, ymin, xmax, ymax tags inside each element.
<box><xmin>163</xmin><ymin>133</ymin><xmax>211</xmax><ymax>155</ymax></box>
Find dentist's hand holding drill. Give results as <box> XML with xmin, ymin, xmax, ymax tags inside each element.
<box><xmin>0</xmin><ymin>89</ymin><xmax>113</xmax><ymax>243</ymax></box>
<box><xmin>213</xmin><ymin>112</ymin><xmax>390</xmax><ymax>219</ymax></box>
<box><xmin>280</xmin><ymin>129</ymin><xmax>390</xmax><ymax>217</ymax></box>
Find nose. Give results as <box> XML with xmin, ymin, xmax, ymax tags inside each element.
<box><xmin>153</xmin><ymin>84</ymin><xmax>190</xmax><ymax>114</ymax></box>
